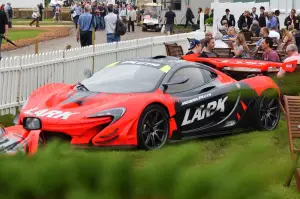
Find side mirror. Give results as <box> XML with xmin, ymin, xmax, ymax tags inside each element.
<box><xmin>83</xmin><ymin>68</ymin><xmax>93</xmax><ymax>78</ymax></box>
<box><xmin>162</xmin><ymin>78</ymin><xmax>189</xmax><ymax>92</ymax></box>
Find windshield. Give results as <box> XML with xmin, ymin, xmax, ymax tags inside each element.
<box><xmin>81</xmin><ymin>64</ymin><xmax>165</xmax><ymax>93</ymax></box>
<box><xmin>143</xmin><ymin>6</ymin><xmax>159</xmax><ymax>18</ymax></box>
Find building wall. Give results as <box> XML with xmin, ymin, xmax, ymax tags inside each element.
<box><xmin>0</xmin><ymin>0</ymin><xmax>44</xmax><ymax>8</ymax></box>
<box><xmin>159</xmin><ymin>0</ymin><xmax>232</xmax><ymax>25</ymax></box>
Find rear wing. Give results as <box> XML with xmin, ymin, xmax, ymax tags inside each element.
<box><xmin>182</xmin><ymin>55</ymin><xmax>298</xmax><ymax>73</ymax></box>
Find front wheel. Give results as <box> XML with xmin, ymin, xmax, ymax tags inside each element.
<box><xmin>137</xmin><ymin>105</ymin><xmax>169</xmax><ymax>150</ymax></box>
<box><xmin>253</xmin><ymin>93</ymin><xmax>280</xmax><ymax>131</ymax></box>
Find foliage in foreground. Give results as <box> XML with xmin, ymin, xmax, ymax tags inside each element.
<box><xmin>0</xmin><ymin>120</ymin><xmax>299</xmax><ymax>199</ymax></box>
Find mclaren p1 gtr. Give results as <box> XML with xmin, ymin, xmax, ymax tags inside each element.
<box><xmin>0</xmin><ymin>56</ymin><xmax>281</xmax><ymax>154</ymax></box>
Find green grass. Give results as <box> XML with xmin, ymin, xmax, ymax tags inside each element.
<box><xmin>0</xmin><ymin>114</ymin><xmax>299</xmax><ymax>198</ymax></box>
<box><xmin>5</xmin><ymin>29</ymin><xmax>46</xmax><ymax>42</ymax></box>
<box><xmin>12</xmin><ymin>18</ymin><xmax>74</xmax><ymax>26</ymax></box>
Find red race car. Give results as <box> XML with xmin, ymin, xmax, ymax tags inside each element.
<box><xmin>0</xmin><ymin>56</ymin><xmax>281</xmax><ymax>154</ymax></box>
<box><xmin>182</xmin><ymin>54</ymin><xmax>298</xmax><ymax>80</ymax></box>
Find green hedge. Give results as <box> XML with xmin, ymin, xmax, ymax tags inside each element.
<box><xmin>0</xmin><ymin>139</ymin><xmax>295</xmax><ymax>199</ymax></box>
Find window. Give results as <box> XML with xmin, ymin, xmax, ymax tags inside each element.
<box><xmin>162</xmin><ymin>0</ymin><xmax>181</xmax><ymax>10</ymax></box>
<box><xmin>166</xmin><ymin>67</ymin><xmax>206</xmax><ymax>93</ymax></box>
<box><xmin>81</xmin><ymin>64</ymin><xmax>165</xmax><ymax>93</ymax></box>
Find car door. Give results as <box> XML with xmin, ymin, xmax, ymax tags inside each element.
<box><xmin>165</xmin><ymin>66</ymin><xmax>240</xmax><ymax>135</ymax></box>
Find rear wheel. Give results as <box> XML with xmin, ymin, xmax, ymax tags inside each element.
<box><xmin>253</xmin><ymin>92</ymin><xmax>280</xmax><ymax>131</ymax></box>
<box><xmin>137</xmin><ymin>105</ymin><xmax>169</xmax><ymax>150</ymax></box>
<box><xmin>142</xmin><ymin>25</ymin><xmax>147</xmax><ymax>32</ymax></box>
<box><xmin>155</xmin><ymin>25</ymin><xmax>161</xmax><ymax>32</ymax></box>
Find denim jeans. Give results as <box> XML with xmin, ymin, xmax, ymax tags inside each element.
<box><xmin>107</xmin><ymin>33</ymin><xmax>121</xmax><ymax>43</ymax></box>
<box><xmin>99</xmin><ymin>16</ymin><xmax>105</xmax><ymax>30</ymax></box>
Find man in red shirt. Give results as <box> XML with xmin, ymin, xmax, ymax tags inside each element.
<box><xmin>261</xmin><ymin>37</ymin><xmax>280</xmax><ymax>62</ymax></box>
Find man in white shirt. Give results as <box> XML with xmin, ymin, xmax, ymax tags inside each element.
<box><xmin>127</xmin><ymin>6</ymin><xmax>136</xmax><ymax>32</ymax></box>
<box><xmin>269</xmin><ymin>27</ymin><xmax>280</xmax><ymax>40</ymax></box>
<box><xmin>104</xmin><ymin>4</ymin><xmax>120</xmax><ymax>43</ymax></box>
<box><xmin>277</xmin><ymin>44</ymin><xmax>300</xmax><ymax>78</ymax></box>
<box><xmin>214</xmin><ymin>32</ymin><xmax>229</xmax><ymax>48</ymax></box>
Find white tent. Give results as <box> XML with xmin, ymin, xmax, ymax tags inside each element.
<box><xmin>0</xmin><ymin>0</ymin><xmax>45</xmax><ymax>8</ymax></box>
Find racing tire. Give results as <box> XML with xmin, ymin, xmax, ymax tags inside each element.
<box><xmin>137</xmin><ymin>104</ymin><xmax>169</xmax><ymax>150</ymax></box>
<box><xmin>253</xmin><ymin>91</ymin><xmax>280</xmax><ymax>131</ymax></box>
<box><xmin>142</xmin><ymin>25</ymin><xmax>147</xmax><ymax>32</ymax></box>
<box><xmin>155</xmin><ymin>25</ymin><xmax>161</xmax><ymax>32</ymax></box>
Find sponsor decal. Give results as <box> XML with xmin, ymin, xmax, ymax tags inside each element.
<box><xmin>181</xmin><ymin>96</ymin><xmax>228</xmax><ymax>126</ymax></box>
<box><xmin>121</xmin><ymin>61</ymin><xmax>161</xmax><ymax>67</ymax></box>
<box><xmin>24</xmin><ymin>108</ymin><xmax>79</xmax><ymax>120</ymax></box>
<box><xmin>105</xmin><ymin>61</ymin><xmax>120</xmax><ymax>68</ymax></box>
<box><xmin>160</xmin><ymin>65</ymin><xmax>171</xmax><ymax>73</ymax></box>
<box><xmin>181</xmin><ymin>93</ymin><xmax>212</xmax><ymax>106</ymax></box>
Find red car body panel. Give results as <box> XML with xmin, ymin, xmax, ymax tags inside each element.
<box><xmin>182</xmin><ymin>54</ymin><xmax>298</xmax><ymax>72</ymax></box>
<box><xmin>12</xmin><ymin>83</ymin><xmax>178</xmax><ymax>152</ymax></box>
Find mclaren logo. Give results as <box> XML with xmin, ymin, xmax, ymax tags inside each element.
<box><xmin>181</xmin><ymin>96</ymin><xmax>228</xmax><ymax>126</ymax></box>
<box><xmin>24</xmin><ymin>108</ymin><xmax>79</xmax><ymax>120</ymax></box>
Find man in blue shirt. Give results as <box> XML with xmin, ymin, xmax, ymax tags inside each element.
<box><xmin>267</xmin><ymin>11</ymin><xmax>278</xmax><ymax>30</ymax></box>
<box><xmin>76</xmin><ymin>4</ymin><xmax>97</xmax><ymax>47</ymax></box>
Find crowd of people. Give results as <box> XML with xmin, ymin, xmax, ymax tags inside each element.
<box><xmin>187</xmin><ymin>7</ymin><xmax>300</xmax><ymax>79</ymax></box>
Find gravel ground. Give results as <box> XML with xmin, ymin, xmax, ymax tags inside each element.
<box><xmin>2</xmin><ymin>25</ymin><xmax>162</xmax><ymax>58</ymax></box>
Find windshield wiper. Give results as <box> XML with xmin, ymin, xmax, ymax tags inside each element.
<box><xmin>77</xmin><ymin>82</ymin><xmax>89</xmax><ymax>91</ymax></box>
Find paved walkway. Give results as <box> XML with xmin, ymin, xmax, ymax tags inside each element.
<box><xmin>2</xmin><ymin>26</ymin><xmax>162</xmax><ymax>58</ymax></box>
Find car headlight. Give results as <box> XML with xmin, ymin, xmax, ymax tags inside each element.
<box><xmin>87</xmin><ymin>108</ymin><xmax>126</xmax><ymax>123</ymax></box>
<box><xmin>23</xmin><ymin>117</ymin><xmax>42</xmax><ymax>130</ymax></box>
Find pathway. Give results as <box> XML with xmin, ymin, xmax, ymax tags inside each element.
<box><xmin>2</xmin><ymin>26</ymin><xmax>162</xmax><ymax>58</ymax></box>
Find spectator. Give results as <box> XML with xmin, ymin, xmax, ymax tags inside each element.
<box><xmin>105</xmin><ymin>4</ymin><xmax>120</xmax><ymax>43</ymax></box>
<box><xmin>113</xmin><ymin>4</ymin><xmax>119</xmax><ymax>16</ymax></box>
<box><xmin>233</xmin><ymin>33</ymin><xmax>250</xmax><ymax>58</ymax></box>
<box><xmin>275</xmin><ymin>10</ymin><xmax>280</xmax><ymax>29</ymax></box>
<box><xmin>77</xmin><ymin>4</ymin><xmax>96</xmax><ymax>47</ymax></box>
<box><xmin>214</xmin><ymin>32</ymin><xmax>229</xmax><ymax>48</ymax></box>
<box><xmin>73</xmin><ymin>2</ymin><xmax>82</xmax><ymax>30</ymax></box>
<box><xmin>197</xmin><ymin>7</ymin><xmax>202</xmax><ymax>25</ymax></box>
<box><xmin>261</xmin><ymin>37</ymin><xmax>280</xmax><ymax>62</ymax></box>
<box><xmin>185</xmin><ymin>5</ymin><xmax>194</xmax><ymax>28</ymax></box>
<box><xmin>293</xmin><ymin>30</ymin><xmax>300</xmax><ymax>52</ymax></box>
<box><xmin>165</xmin><ymin>5</ymin><xmax>176</xmax><ymax>35</ymax></box>
<box><xmin>99</xmin><ymin>2</ymin><xmax>106</xmax><ymax>30</ymax></box>
<box><xmin>55</xmin><ymin>4</ymin><xmax>61</xmax><ymax>22</ymax></box>
<box><xmin>127</xmin><ymin>5</ymin><xmax>136</xmax><ymax>33</ymax></box>
<box><xmin>223</xmin><ymin>26</ymin><xmax>236</xmax><ymax>41</ymax></box>
<box><xmin>38</xmin><ymin>3</ymin><xmax>44</xmax><ymax>21</ymax></box>
<box><xmin>200</xmin><ymin>37</ymin><xmax>218</xmax><ymax>58</ymax></box>
<box><xmin>281</xmin><ymin>28</ymin><xmax>295</xmax><ymax>45</ymax></box>
<box><xmin>221</xmin><ymin>20</ymin><xmax>228</xmax><ymax>31</ymax></box>
<box><xmin>0</xmin><ymin>7</ymin><xmax>8</xmax><ymax>59</ymax></box>
<box><xmin>186</xmin><ymin>39</ymin><xmax>202</xmax><ymax>55</ymax></box>
<box><xmin>258</xmin><ymin>6</ymin><xmax>267</xmax><ymax>27</ymax></box>
<box><xmin>120</xmin><ymin>5</ymin><xmax>128</xmax><ymax>24</ymax></box>
<box><xmin>204</xmin><ymin>8</ymin><xmax>210</xmax><ymax>23</ymax></box>
<box><xmin>250</xmin><ymin>7</ymin><xmax>258</xmax><ymax>21</ymax></box>
<box><xmin>250</xmin><ymin>20</ymin><xmax>260</xmax><ymax>37</ymax></box>
<box><xmin>277</xmin><ymin>44</ymin><xmax>300</xmax><ymax>78</ymax></box>
<box><xmin>284</xmin><ymin>9</ymin><xmax>300</xmax><ymax>30</ymax></box>
<box><xmin>256</xmin><ymin>27</ymin><xmax>269</xmax><ymax>46</ymax></box>
<box><xmin>210</xmin><ymin>9</ymin><xmax>214</xmax><ymax>18</ymax></box>
<box><xmin>269</xmin><ymin>27</ymin><xmax>280</xmax><ymax>40</ymax></box>
<box><xmin>29</xmin><ymin>4</ymin><xmax>41</xmax><ymax>27</ymax></box>
<box><xmin>267</xmin><ymin>11</ymin><xmax>278</xmax><ymax>30</ymax></box>
<box><xmin>4</xmin><ymin>3</ymin><xmax>11</xmax><ymax>27</ymax></box>
<box><xmin>238</xmin><ymin>10</ymin><xmax>252</xmax><ymax>30</ymax></box>
<box><xmin>221</xmin><ymin>9</ymin><xmax>236</xmax><ymax>27</ymax></box>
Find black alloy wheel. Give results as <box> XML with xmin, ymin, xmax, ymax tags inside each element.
<box><xmin>255</xmin><ymin>95</ymin><xmax>280</xmax><ymax>131</ymax></box>
<box><xmin>138</xmin><ymin>105</ymin><xmax>169</xmax><ymax>150</ymax></box>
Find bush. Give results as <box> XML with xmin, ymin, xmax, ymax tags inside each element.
<box><xmin>0</xmin><ymin>140</ymin><xmax>293</xmax><ymax>199</ymax></box>
<box><xmin>205</xmin><ymin>17</ymin><xmax>213</xmax><ymax>25</ymax></box>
